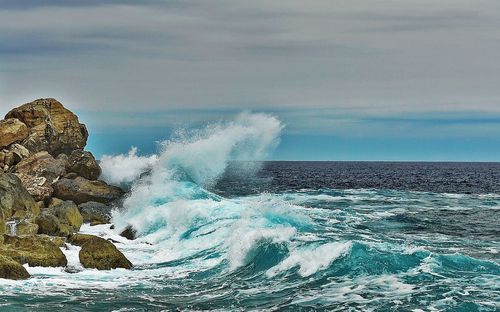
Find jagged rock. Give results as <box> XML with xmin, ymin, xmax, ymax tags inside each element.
<box><xmin>67</xmin><ymin>150</ymin><xmax>101</xmax><ymax>180</ymax></box>
<box><xmin>15</xmin><ymin>173</ymin><xmax>53</xmax><ymax>202</ymax></box>
<box><xmin>15</xmin><ymin>151</ymin><xmax>67</xmax><ymax>183</ymax></box>
<box><xmin>0</xmin><ymin>255</ymin><xmax>30</xmax><ymax>280</ymax></box>
<box><xmin>0</xmin><ymin>118</ymin><xmax>29</xmax><ymax>149</ymax></box>
<box><xmin>0</xmin><ymin>234</ymin><xmax>67</xmax><ymax>267</ymax></box>
<box><xmin>0</xmin><ymin>173</ymin><xmax>39</xmax><ymax>234</ymax></box>
<box><xmin>78</xmin><ymin>201</ymin><xmax>112</xmax><ymax>224</ymax></box>
<box><xmin>119</xmin><ymin>225</ymin><xmax>137</xmax><ymax>240</ymax></box>
<box><xmin>9</xmin><ymin>143</ymin><xmax>30</xmax><ymax>159</ymax></box>
<box><xmin>36</xmin><ymin>201</ymin><xmax>83</xmax><ymax>236</ymax></box>
<box><xmin>5</xmin><ymin>98</ymin><xmax>88</xmax><ymax>156</ymax></box>
<box><xmin>53</xmin><ymin>177</ymin><xmax>124</xmax><ymax>204</ymax></box>
<box><xmin>68</xmin><ymin>234</ymin><xmax>132</xmax><ymax>270</ymax></box>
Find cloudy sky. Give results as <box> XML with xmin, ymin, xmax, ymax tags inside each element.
<box><xmin>1</xmin><ymin>0</ymin><xmax>500</xmax><ymax>160</ymax></box>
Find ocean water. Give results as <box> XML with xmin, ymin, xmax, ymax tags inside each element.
<box><xmin>1</xmin><ymin>114</ymin><xmax>499</xmax><ymax>311</ymax></box>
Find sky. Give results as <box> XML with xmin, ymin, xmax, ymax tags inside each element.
<box><xmin>1</xmin><ymin>0</ymin><xmax>500</xmax><ymax>161</ymax></box>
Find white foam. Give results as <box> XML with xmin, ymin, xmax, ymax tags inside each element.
<box><xmin>267</xmin><ymin>241</ymin><xmax>352</xmax><ymax>277</ymax></box>
<box><xmin>100</xmin><ymin>147</ymin><xmax>158</xmax><ymax>185</ymax></box>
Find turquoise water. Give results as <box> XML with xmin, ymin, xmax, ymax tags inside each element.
<box><xmin>1</xmin><ymin>114</ymin><xmax>499</xmax><ymax>311</ymax></box>
<box><xmin>1</xmin><ymin>188</ymin><xmax>499</xmax><ymax>311</ymax></box>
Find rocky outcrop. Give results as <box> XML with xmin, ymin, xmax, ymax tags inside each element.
<box><xmin>0</xmin><ymin>173</ymin><xmax>39</xmax><ymax>234</ymax></box>
<box><xmin>78</xmin><ymin>201</ymin><xmax>112</xmax><ymax>225</ymax></box>
<box><xmin>0</xmin><ymin>234</ymin><xmax>67</xmax><ymax>267</ymax></box>
<box><xmin>36</xmin><ymin>200</ymin><xmax>83</xmax><ymax>236</ymax></box>
<box><xmin>5</xmin><ymin>98</ymin><xmax>88</xmax><ymax>156</ymax></box>
<box><xmin>68</xmin><ymin>234</ymin><xmax>132</xmax><ymax>270</ymax></box>
<box><xmin>0</xmin><ymin>98</ymin><xmax>129</xmax><ymax>279</ymax></box>
<box><xmin>67</xmin><ymin>150</ymin><xmax>101</xmax><ymax>180</ymax></box>
<box><xmin>0</xmin><ymin>118</ymin><xmax>29</xmax><ymax>149</ymax></box>
<box><xmin>53</xmin><ymin>177</ymin><xmax>124</xmax><ymax>205</ymax></box>
<box><xmin>0</xmin><ymin>255</ymin><xmax>30</xmax><ymax>280</ymax></box>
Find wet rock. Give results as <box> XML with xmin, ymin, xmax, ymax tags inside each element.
<box><xmin>53</xmin><ymin>177</ymin><xmax>124</xmax><ymax>205</ymax></box>
<box><xmin>67</xmin><ymin>150</ymin><xmax>101</xmax><ymax>180</ymax></box>
<box><xmin>0</xmin><ymin>118</ymin><xmax>29</xmax><ymax>149</ymax></box>
<box><xmin>0</xmin><ymin>234</ymin><xmax>67</xmax><ymax>267</ymax></box>
<box><xmin>78</xmin><ymin>201</ymin><xmax>112</xmax><ymax>224</ymax></box>
<box><xmin>5</xmin><ymin>98</ymin><xmax>88</xmax><ymax>156</ymax></box>
<box><xmin>0</xmin><ymin>255</ymin><xmax>30</xmax><ymax>280</ymax></box>
<box><xmin>36</xmin><ymin>200</ymin><xmax>83</xmax><ymax>236</ymax></box>
<box><xmin>0</xmin><ymin>173</ymin><xmax>39</xmax><ymax>234</ymax></box>
<box><xmin>119</xmin><ymin>225</ymin><xmax>137</xmax><ymax>240</ymax></box>
<box><xmin>68</xmin><ymin>233</ymin><xmax>132</xmax><ymax>270</ymax></box>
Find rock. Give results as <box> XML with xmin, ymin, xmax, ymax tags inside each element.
<box><xmin>119</xmin><ymin>225</ymin><xmax>137</xmax><ymax>240</ymax></box>
<box><xmin>36</xmin><ymin>200</ymin><xmax>83</xmax><ymax>236</ymax></box>
<box><xmin>15</xmin><ymin>173</ymin><xmax>54</xmax><ymax>202</ymax></box>
<box><xmin>16</xmin><ymin>220</ymin><xmax>39</xmax><ymax>235</ymax></box>
<box><xmin>5</xmin><ymin>98</ymin><xmax>88</xmax><ymax>156</ymax></box>
<box><xmin>0</xmin><ymin>255</ymin><xmax>30</xmax><ymax>280</ymax></box>
<box><xmin>67</xmin><ymin>150</ymin><xmax>101</xmax><ymax>180</ymax></box>
<box><xmin>15</xmin><ymin>151</ymin><xmax>67</xmax><ymax>183</ymax></box>
<box><xmin>48</xmin><ymin>197</ymin><xmax>64</xmax><ymax>208</ymax></box>
<box><xmin>53</xmin><ymin>177</ymin><xmax>124</xmax><ymax>205</ymax></box>
<box><xmin>68</xmin><ymin>234</ymin><xmax>132</xmax><ymax>270</ymax></box>
<box><xmin>0</xmin><ymin>234</ymin><xmax>67</xmax><ymax>267</ymax></box>
<box><xmin>78</xmin><ymin>201</ymin><xmax>112</xmax><ymax>224</ymax></box>
<box><xmin>9</xmin><ymin>143</ymin><xmax>30</xmax><ymax>159</ymax></box>
<box><xmin>0</xmin><ymin>173</ymin><xmax>39</xmax><ymax>234</ymax></box>
<box><xmin>0</xmin><ymin>118</ymin><xmax>29</xmax><ymax>149</ymax></box>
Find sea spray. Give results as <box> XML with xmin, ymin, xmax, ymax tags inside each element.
<box><xmin>106</xmin><ymin>113</ymin><xmax>290</xmax><ymax>268</ymax></box>
<box><xmin>100</xmin><ymin>147</ymin><xmax>158</xmax><ymax>185</ymax></box>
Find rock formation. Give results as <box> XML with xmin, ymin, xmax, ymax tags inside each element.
<box><xmin>5</xmin><ymin>98</ymin><xmax>88</xmax><ymax>156</ymax></box>
<box><xmin>0</xmin><ymin>98</ymin><xmax>131</xmax><ymax>279</ymax></box>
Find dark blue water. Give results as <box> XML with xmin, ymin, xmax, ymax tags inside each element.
<box><xmin>1</xmin><ymin>161</ymin><xmax>499</xmax><ymax>311</ymax></box>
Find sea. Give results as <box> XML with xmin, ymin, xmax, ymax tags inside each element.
<box><xmin>0</xmin><ymin>113</ymin><xmax>499</xmax><ymax>311</ymax></box>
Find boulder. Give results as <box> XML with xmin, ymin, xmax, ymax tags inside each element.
<box><xmin>53</xmin><ymin>177</ymin><xmax>124</xmax><ymax>205</ymax></box>
<box><xmin>9</xmin><ymin>143</ymin><xmax>30</xmax><ymax>159</ymax></box>
<box><xmin>36</xmin><ymin>201</ymin><xmax>83</xmax><ymax>236</ymax></box>
<box><xmin>0</xmin><ymin>118</ymin><xmax>29</xmax><ymax>149</ymax></box>
<box><xmin>67</xmin><ymin>150</ymin><xmax>101</xmax><ymax>180</ymax></box>
<box><xmin>78</xmin><ymin>201</ymin><xmax>112</xmax><ymax>224</ymax></box>
<box><xmin>0</xmin><ymin>234</ymin><xmax>67</xmax><ymax>267</ymax></box>
<box><xmin>68</xmin><ymin>234</ymin><xmax>132</xmax><ymax>270</ymax></box>
<box><xmin>0</xmin><ymin>255</ymin><xmax>30</xmax><ymax>280</ymax></box>
<box><xmin>15</xmin><ymin>151</ymin><xmax>67</xmax><ymax>183</ymax></box>
<box><xmin>5</xmin><ymin>98</ymin><xmax>88</xmax><ymax>156</ymax></box>
<box><xmin>0</xmin><ymin>173</ymin><xmax>39</xmax><ymax>234</ymax></box>
<box><xmin>119</xmin><ymin>225</ymin><xmax>137</xmax><ymax>240</ymax></box>
<box><xmin>15</xmin><ymin>173</ymin><xmax>54</xmax><ymax>202</ymax></box>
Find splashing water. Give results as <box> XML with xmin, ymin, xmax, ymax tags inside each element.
<box><xmin>1</xmin><ymin>113</ymin><xmax>499</xmax><ymax>311</ymax></box>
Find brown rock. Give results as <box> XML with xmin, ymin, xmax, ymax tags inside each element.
<box><xmin>67</xmin><ymin>150</ymin><xmax>101</xmax><ymax>180</ymax></box>
<box><xmin>53</xmin><ymin>177</ymin><xmax>124</xmax><ymax>205</ymax></box>
<box><xmin>0</xmin><ymin>118</ymin><xmax>29</xmax><ymax>149</ymax></box>
<box><xmin>5</xmin><ymin>98</ymin><xmax>88</xmax><ymax>156</ymax></box>
<box><xmin>15</xmin><ymin>151</ymin><xmax>67</xmax><ymax>183</ymax></box>
<box><xmin>16</xmin><ymin>220</ymin><xmax>39</xmax><ymax>235</ymax></box>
